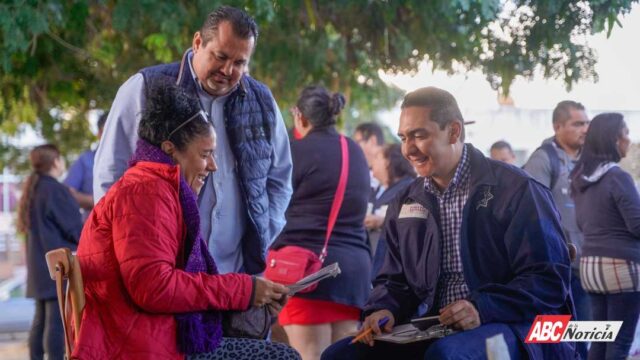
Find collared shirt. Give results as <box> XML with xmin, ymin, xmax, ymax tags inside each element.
<box><xmin>93</xmin><ymin>53</ymin><xmax>292</xmax><ymax>274</ymax></box>
<box><xmin>424</xmin><ymin>144</ymin><xmax>471</xmax><ymax>308</ymax></box>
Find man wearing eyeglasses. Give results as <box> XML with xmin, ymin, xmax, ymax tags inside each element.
<box><xmin>94</xmin><ymin>6</ymin><xmax>293</xmax><ymax>276</ymax></box>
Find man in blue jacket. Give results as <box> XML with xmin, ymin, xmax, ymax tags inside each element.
<box><xmin>322</xmin><ymin>87</ymin><xmax>576</xmax><ymax>359</ymax></box>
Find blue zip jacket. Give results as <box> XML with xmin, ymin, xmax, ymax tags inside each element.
<box><xmin>365</xmin><ymin>145</ymin><xmax>577</xmax><ymax>359</ymax></box>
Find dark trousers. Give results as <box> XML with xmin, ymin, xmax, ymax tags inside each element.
<box><xmin>29</xmin><ymin>299</ymin><xmax>64</xmax><ymax>360</ymax></box>
<box><xmin>321</xmin><ymin>323</ymin><xmax>525</xmax><ymax>360</ymax></box>
<box><xmin>571</xmin><ymin>269</ymin><xmax>592</xmax><ymax>359</ymax></box>
<box><xmin>587</xmin><ymin>291</ymin><xmax>640</xmax><ymax>360</ymax></box>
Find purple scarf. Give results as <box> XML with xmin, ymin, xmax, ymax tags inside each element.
<box><xmin>129</xmin><ymin>139</ymin><xmax>222</xmax><ymax>354</ymax></box>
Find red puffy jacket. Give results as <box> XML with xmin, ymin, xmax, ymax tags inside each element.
<box><xmin>74</xmin><ymin>162</ymin><xmax>253</xmax><ymax>359</ymax></box>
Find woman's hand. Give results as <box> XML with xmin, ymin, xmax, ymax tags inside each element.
<box><xmin>253</xmin><ymin>277</ymin><xmax>289</xmax><ymax>307</ymax></box>
<box><xmin>364</xmin><ymin>214</ymin><xmax>385</xmax><ymax>230</ymax></box>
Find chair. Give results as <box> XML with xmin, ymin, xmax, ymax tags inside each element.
<box><xmin>45</xmin><ymin>248</ymin><xmax>85</xmax><ymax>359</ymax></box>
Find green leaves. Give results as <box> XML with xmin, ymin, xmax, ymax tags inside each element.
<box><xmin>1</xmin><ymin>0</ymin><xmax>637</xmax><ymax>171</ymax></box>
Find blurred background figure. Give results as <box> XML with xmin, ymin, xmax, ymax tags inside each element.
<box><xmin>523</xmin><ymin>100</ymin><xmax>591</xmax><ymax>359</ymax></box>
<box><xmin>570</xmin><ymin>113</ymin><xmax>640</xmax><ymax>360</ymax></box>
<box><xmin>489</xmin><ymin>140</ymin><xmax>516</xmax><ymax>165</ymax></box>
<box><xmin>272</xmin><ymin>86</ymin><xmax>371</xmax><ymax>360</ymax></box>
<box><xmin>64</xmin><ymin>112</ymin><xmax>108</xmax><ymax>221</ymax></box>
<box><xmin>353</xmin><ymin>122</ymin><xmax>386</xmax><ymax>202</ymax></box>
<box><xmin>16</xmin><ymin>144</ymin><xmax>83</xmax><ymax>360</ymax></box>
<box><xmin>368</xmin><ymin>143</ymin><xmax>416</xmax><ymax>278</ymax></box>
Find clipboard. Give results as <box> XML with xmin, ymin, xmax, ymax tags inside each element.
<box><xmin>374</xmin><ymin>322</ymin><xmax>457</xmax><ymax>344</ymax></box>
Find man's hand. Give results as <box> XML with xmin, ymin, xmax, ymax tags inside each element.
<box><xmin>364</xmin><ymin>214</ymin><xmax>384</xmax><ymax>230</ymax></box>
<box><xmin>439</xmin><ymin>300</ymin><xmax>481</xmax><ymax>330</ymax></box>
<box><xmin>253</xmin><ymin>277</ymin><xmax>289</xmax><ymax>307</ymax></box>
<box><xmin>355</xmin><ymin>309</ymin><xmax>395</xmax><ymax>346</ymax></box>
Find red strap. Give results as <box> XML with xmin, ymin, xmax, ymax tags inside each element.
<box><xmin>319</xmin><ymin>135</ymin><xmax>349</xmax><ymax>262</ymax></box>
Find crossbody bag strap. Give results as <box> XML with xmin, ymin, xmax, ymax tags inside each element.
<box><xmin>319</xmin><ymin>135</ymin><xmax>349</xmax><ymax>263</ymax></box>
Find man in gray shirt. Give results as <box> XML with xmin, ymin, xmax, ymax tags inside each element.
<box><xmin>523</xmin><ymin>100</ymin><xmax>590</xmax><ymax>358</ymax></box>
<box><xmin>93</xmin><ymin>6</ymin><xmax>292</xmax><ymax>275</ymax></box>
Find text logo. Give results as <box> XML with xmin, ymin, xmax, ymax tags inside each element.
<box><xmin>526</xmin><ymin>315</ymin><xmax>623</xmax><ymax>343</ymax></box>
<box><xmin>526</xmin><ymin>315</ymin><xmax>571</xmax><ymax>343</ymax></box>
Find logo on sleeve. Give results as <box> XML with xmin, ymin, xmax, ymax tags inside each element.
<box><xmin>398</xmin><ymin>203</ymin><xmax>429</xmax><ymax>219</ymax></box>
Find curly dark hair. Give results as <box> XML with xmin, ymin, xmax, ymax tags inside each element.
<box><xmin>383</xmin><ymin>143</ymin><xmax>416</xmax><ymax>185</ymax></box>
<box><xmin>138</xmin><ymin>80</ymin><xmax>213</xmax><ymax>151</ymax></box>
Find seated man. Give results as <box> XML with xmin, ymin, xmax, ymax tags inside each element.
<box><xmin>322</xmin><ymin>87</ymin><xmax>577</xmax><ymax>360</ymax></box>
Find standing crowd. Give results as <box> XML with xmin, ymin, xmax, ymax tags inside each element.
<box><xmin>15</xmin><ymin>5</ymin><xmax>638</xmax><ymax>360</ymax></box>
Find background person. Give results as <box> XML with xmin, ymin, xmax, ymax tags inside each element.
<box><xmin>75</xmin><ymin>83</ymin><xmax>298</xmax><ymax>360</ymax></box>
<box><xmin>271</xmin><ymin>86</ymin><xmax>371</xmax><ymax>360</ymax></box>
<box><xmin>17</xmin><ymin>144</ymin><xmax>83</xmax><ymax>360</ymax></box>
<box><xmin>489</xmin><ymin>140</ymin><xmax>516</xmax><ymax>165</ymax></box>
<box><xmin>570</xmin><ymin>113</ymin><xmax>640</xmax><ymax>360</ymax></box>
<box><xmin>64</xmin><ymin>111</ymin><xmax>108</xmax><ymax>220</ymax></box>
<box><xmin>367</xmin><ymin>143</ymin><xmax>416</xmax><ymax>278</ymax></box>
<box><xmin>353</xmin><ymin>122</ymin><xmax>386</xmax><ymax>202</ymax></box>
<box><xmin>523</xmin><ymin>100</ymin><xmax>591</xmax><ymax>359</ymax></box>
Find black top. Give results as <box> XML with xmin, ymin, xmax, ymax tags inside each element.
<box><xmin>272</xmin><ymin>126</ymin><xmax>372</xmax><ymax>307</ymax></box>
<box><xmin>26</xmin><ymin>175</ymin><xmax>83</xmax><ymax>299</ymax></box>
<box><xmin>572</xmin><ymin>166</ymin><xmax>640</xmax><ymax>263</ymax></box>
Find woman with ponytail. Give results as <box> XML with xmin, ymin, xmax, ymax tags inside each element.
<box><xmin>570</xmin><ymin>113</ymin><xmax>640</xmax><ymax>360</ymax></box>
<box><xmin>270</xmin><ymin>85</ymin><xmax>371</xmax><ymax>359</ymax></box>
<box><xmin>17</xmin><ymin>144</ymin><xmax>83</xmax><ymax>360</ymax></box>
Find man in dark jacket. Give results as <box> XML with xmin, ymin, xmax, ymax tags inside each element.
<box><xmin>322</xmin><ymin>87</ymin><xmax>576</xmax><ymax>360</ymax></box>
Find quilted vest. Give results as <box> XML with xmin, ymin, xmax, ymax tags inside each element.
<box><xmin>139</xmin><ymin>50</ymin><xmax>275</xmax><ymax>274</ymax></box>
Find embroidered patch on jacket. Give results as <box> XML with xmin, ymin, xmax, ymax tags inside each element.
<box><xmin>398</xmin><ymin>203</ymin><xmax>429</xmax><ymax>219</ymax></box>
<box><xmin>476</xmin><ymin>188</ymin><xmax>494</xmax><ymax>209</ymax></box>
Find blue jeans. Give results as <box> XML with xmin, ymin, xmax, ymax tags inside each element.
<box><xmin>587</xmin><ymin>291</ymin><xmax>640</xmax><ymax>360</ymax></box>
<box><xmin>571</xmin><ymin>269</ymin><xmax>592</xmax><ymax>359</ymax></box>
<box><xmin>321</xmin><ymin>323</ymin><xmax>525</xmax><ymax>360</ymax></box>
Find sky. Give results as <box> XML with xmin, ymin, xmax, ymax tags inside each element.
<box><xmin>377</xmin><ymin>3</ymin><xmax>640</xmax><ymax>148</ymax></box>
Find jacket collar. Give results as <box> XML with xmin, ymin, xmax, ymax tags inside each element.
<box><xmin>131</xmin><ymin>161</ymin><xmax>181</xmax><ymax>193</ymax></box>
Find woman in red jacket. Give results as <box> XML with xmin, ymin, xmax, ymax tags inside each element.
<box><xmin>74</xmin><ymin>82</ymin><xmax>299</xmax><ymax>360</ymax></box>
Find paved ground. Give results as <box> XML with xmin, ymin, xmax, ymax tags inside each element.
<box><xmin>0</xmin><ymin>333</ymin><xmax>28</xmax><ymax>360</ymax></box>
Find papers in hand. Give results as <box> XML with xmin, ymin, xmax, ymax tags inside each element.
<box><xmin>287</xmin><ymin>262</ymin><xmax>341</xmax><ymax>295</ymax></box>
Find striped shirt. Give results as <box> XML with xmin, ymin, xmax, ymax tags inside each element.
<box><xmin>424</xmin><ymin>144</ymin><xmax>471</xmax><ymax>308</ymax></box>
<box><xmin>580</xmin><ymin>256</ymin><xmax>640</xmax><ymax>293</ymax></box>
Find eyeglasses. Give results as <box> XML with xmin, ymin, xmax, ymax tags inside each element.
<box><xmin>167</xmin><ymin>110</ymin><xmax>209</xmax><ymax>140</ymax></box>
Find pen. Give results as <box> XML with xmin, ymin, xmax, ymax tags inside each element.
<box><xmin>350</xmin><ymin>317</ymin><xmax>390</xmax><ymax>344</ymax></box>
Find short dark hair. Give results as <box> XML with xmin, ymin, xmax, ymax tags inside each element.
<box><xmin>354</xmin><ymin>122</ymin><xmax>385</xmax><ymax>146</ymax></box>
<box><xmin>200</xmin><ymin>6</ymin><xmax>258</xmax><ymax>45</ymax></box>
<box><xmin>382</xmin><ymin>144</ymin><xmax>416</xmax><ymax>185</ymax></box>
<box><xmin>138</xmin><ymin>79</ymin><xmax>213</xmax><ymax>151</ymax></box>
<box><xmin>97</xmin><ymin>111</ymin><xmax>108</xmax><ymax>131</ymax></box>
<box><xmin>401</xmin><ymin>87</ymin><xmax>465</xmax><ymax>141</ymax></box>
<box><xmin>490</xmin><ymin>140</ymin><xmax>513</xmax><ymax>153</ymax></box>
<box><xmin>571</xmin><ymin>113</ymin><xmax>626</xmax><ymax>186</ymax></box>
<box><xmin>552</xmin><ymin>100</ymin><xmax>585</xmax><ymax>125</ymax></box>
<box><xmin>297</xmin><ymin>85</ymin><xmax>346</xmax><ymax>128</ymax></box>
